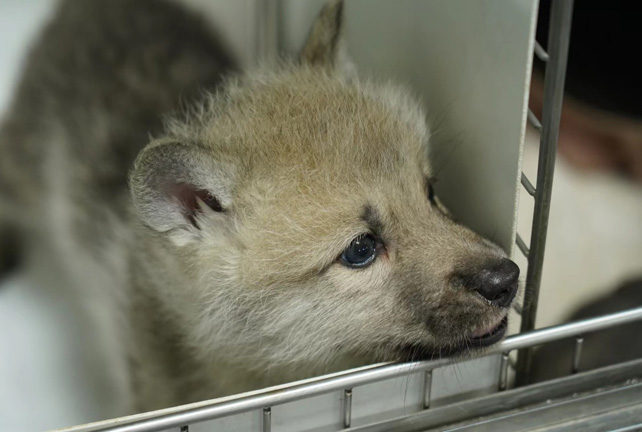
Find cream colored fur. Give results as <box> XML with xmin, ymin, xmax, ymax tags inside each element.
<box><xmin>0</xmin><ymin>0</ymin><xmax>516</xmax><ymax>413</ymax></box>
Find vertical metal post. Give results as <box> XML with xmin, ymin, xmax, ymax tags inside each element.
<box><xmin>343</xmin><ymin>389</ymin><xmax>353</xmax><ymax>428</ymax></box>
<box><xmin>572</xmin><ymin>336</ymin><xmax>584</xmax><ymax>374</ymax></box>
<box><xmin>255</xmin><ymin>0</ymin><xmax>279</xmax><ymax>64</ymax></box>
<box><xmin>515</xmin><ymin>0</ymin><xmax>574</xmax><ymax>387</ymax></box>
<box><xmin>499</xmin><ymin>352</ymin><xmax>510</xmax><ymax>391</ymax></box>
<box><xmin>263</xmin><ymin>407</ymin><xmax>272</xmax><ymax>432</ymax></box>
<box><xmin>423</xmin><ymin>370</ymin><xmax>433</xmax><ymax>409</ymax></box>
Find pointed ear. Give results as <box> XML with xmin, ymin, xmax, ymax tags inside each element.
<box><xmin>129</xmin><ymin>139</ymin><xmax>236</xmax><ymax>235</ymax></box>
<box><xmin>299</xmin><ymin>0</ymin><xmax>355</xmax><ymax>74</ymax></box>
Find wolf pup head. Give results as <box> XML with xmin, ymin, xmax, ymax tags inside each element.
<box><xmin>130</xmin><ymin>0</ymin><xmax>519</xmax><ymax>379</ymax></box>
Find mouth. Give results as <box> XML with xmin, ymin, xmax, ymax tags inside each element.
<box><xmin>468</xmin><ymin>316</ymin><xmax>508</xmax><ymax>347</ymax></box>
<box><xmin>393</xmin><ymin>315</ymin><xmax>509</xmax><ymax>362</ymax></box>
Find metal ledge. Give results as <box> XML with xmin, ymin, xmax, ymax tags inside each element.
<box><xmin>347</xmin><ymin>358</ymin><xmax>642</xmax><ymax>431</ymax></box>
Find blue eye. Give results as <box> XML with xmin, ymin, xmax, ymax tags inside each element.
<box><xmin>340</xmin><ymin>234</ymin><xmax>377</xmax><ymax>268</ymax></box>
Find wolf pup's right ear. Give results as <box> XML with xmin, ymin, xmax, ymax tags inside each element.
<box><xmin>299</xmin><ymin>0</ymin><xmax>355</xmax><ymax>75</ymax></box>
<box><xmin>129</xmin><ymin>139</ymin><xmax>236</xmax><ymax>238</ymax></box>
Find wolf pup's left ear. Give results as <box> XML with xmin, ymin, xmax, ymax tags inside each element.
<box><xmin>299</xmin><ymin>0</ymin><xmax>355</xmax><ymax>75</ymax></box>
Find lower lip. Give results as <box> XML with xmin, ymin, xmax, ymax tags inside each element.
<box><xmin>394</xmin><ymin>316</ymin><xmax>509</xmax><ymax>362</ymax></box>
<box><xmin>469</xmin><ymin>316</ymin><xmax>509</xmax><ymax>347</ymax></box>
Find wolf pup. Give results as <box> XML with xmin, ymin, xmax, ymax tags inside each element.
<box><xmin>0</xmin><ymin>0</ymin><xmax>519</xmax><ymax>413</ymax></box>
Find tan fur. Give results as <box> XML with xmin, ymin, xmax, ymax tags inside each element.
<box><xmin>0</xmin><ymin>0</ymin><xmax>516</xmax><ymax>413</ymax></box>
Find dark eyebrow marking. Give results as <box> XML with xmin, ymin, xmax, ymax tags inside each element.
<box><xmin>361</xmin><ymin>204</ymin><xmax>384</xmax><ymax>235</ymax></box>
<box><xmin>424</xmin><ymin>176</ymin><xmax>440</xmax><ymax>202</ymax></box>
<box><xmin>424</xmin><ymin>176</ymin><xmax>438</xmax><ymax>190</ymax></box>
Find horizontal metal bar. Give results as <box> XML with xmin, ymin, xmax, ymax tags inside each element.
<box><xmin>435</xmin><ymin>382</ymin><xmax>642</xmax><ymax>432</ymax></box>
<box><xmin>542</xmin><ymin>405</ymin><xmax>642</xmax><ymax>432</ymax></box>
<box><xmin>520</xmin><ymin>172</ymin><xmax>536</xmax><ymax>196</ymax></box>
<box><xmin>527</xmin><ymin>109</ymin><xmax>543</xmax><ymax>131</ymax></box>
<box><xmin>607</xmin><ymin>421</ymin><xmax>642</xmax><ymax>432</ymax></box>
<box><xmin>516</xmin><ymin>233</ymin><xmax>530</xmax><ymax>258</ymax></box>
<box><xmin>534</xmin><ymin>41</ymin><xmax>549</xmax><ymax>62</ymax></box>
<box><xmin>347</xmin><ymin>359</ymin><xmax>642</xmax><ymax>432</ymax></box>
<box><xmin>84</xmin><ymin>307</ymin><xmax>642</xmax><ymax>432</ymax></box>
<box><xmin>504</xmin><ymin>307</ymin><xmax>642</xmax><ymax>351</ymax></box>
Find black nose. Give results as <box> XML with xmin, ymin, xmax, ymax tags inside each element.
<box><xmin>455</xmin><ymin>258</ymin><xmax>520</xmax><ymax>308</ymax></box>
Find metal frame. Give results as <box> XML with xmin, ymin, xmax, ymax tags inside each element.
<box><xmin>60</xmin><ymin>1</ymin><xmax>642</xmax><ymax>431</ymax></box>
<box><xmin>254</xmin><ymin>0</ymin><xmax>279</xmax><ymax>63</ymax></box>
<box><xmin>366</xmin><ymin>360</ymin><xmax>642</xmax><ymax>432</ymax></box>
<box><xmin>515</xmin><ymin>0</ymin><xmax>574</xmax><ymax>386</ymax></box>
<box><xmin>65</xmin><ymin>307</ymin><xmax>642</xmax><ymax>432</ymax></box>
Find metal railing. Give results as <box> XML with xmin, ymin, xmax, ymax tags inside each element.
<box><xmin>64</xmin><ymin>306</ymin><xmax>642</xmax><ymax>432</ymax></box>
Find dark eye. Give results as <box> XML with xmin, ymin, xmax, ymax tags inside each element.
<box><xmin>340</xmin><ymin>234</ymin><xmax>377</xmax><ymax>268</ymax></box>
<box><xmin>427</xmin><ymin>183</ymin><xmax>436</xmax><ymax>205</ymax></box>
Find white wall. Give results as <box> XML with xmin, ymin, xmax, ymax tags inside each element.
<box><xmin>281</xmin><ymin>0</ymin><xmax>538</xmax><ymax>255</ymax></box>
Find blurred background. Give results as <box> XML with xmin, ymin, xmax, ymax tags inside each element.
<box><xmin>0</xmin><ymin>0</ymin><xmax>640</xmax><ymax>431</ymax></box>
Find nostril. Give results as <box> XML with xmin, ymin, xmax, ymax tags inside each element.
<box><xmin>491</xmin><ymin>287</ymin><xmax>514</xmax><ymax>308</ymax></box>
<box><xmin>493</xmin><ymin>288</ymin><xmax>510</xmax><ymax>302</ymax></box>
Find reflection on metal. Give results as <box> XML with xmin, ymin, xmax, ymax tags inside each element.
<box><xmin>343</xmin><ymin>389</ymin><xmax>353</xmax><ymax>428</ymax></box>
<box><xmin>499</xmin><ymin>352</ymin><xmax>510</xmax><ymax>391</ymax></box>
<box><xmin>534</xmin><ymin>41</ymin><xmax>550</xmax><ymax>62</ymax></box>
<box><xmin>527</xmin><ymin>109</ymin><xmax>543</xmax><ymax>132</ymax></box>
<box><xmin>262</xmin><ymin>407</ymin><xmax>271</xmax><ymax>432</ymax></box>
<box><xmin>516</xmin><ymin>233</ymin><xmax>530</xmax><ymax>258</ymax></box>
<box><xmin>572</xmin><ymin>336</ymin><xmax>584</xmax><ymax>374</ymax></box>
<box><xmin>423</xmin><ymin>370</ymin><xmax>433</xmax><ymax>409</ymax></box>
